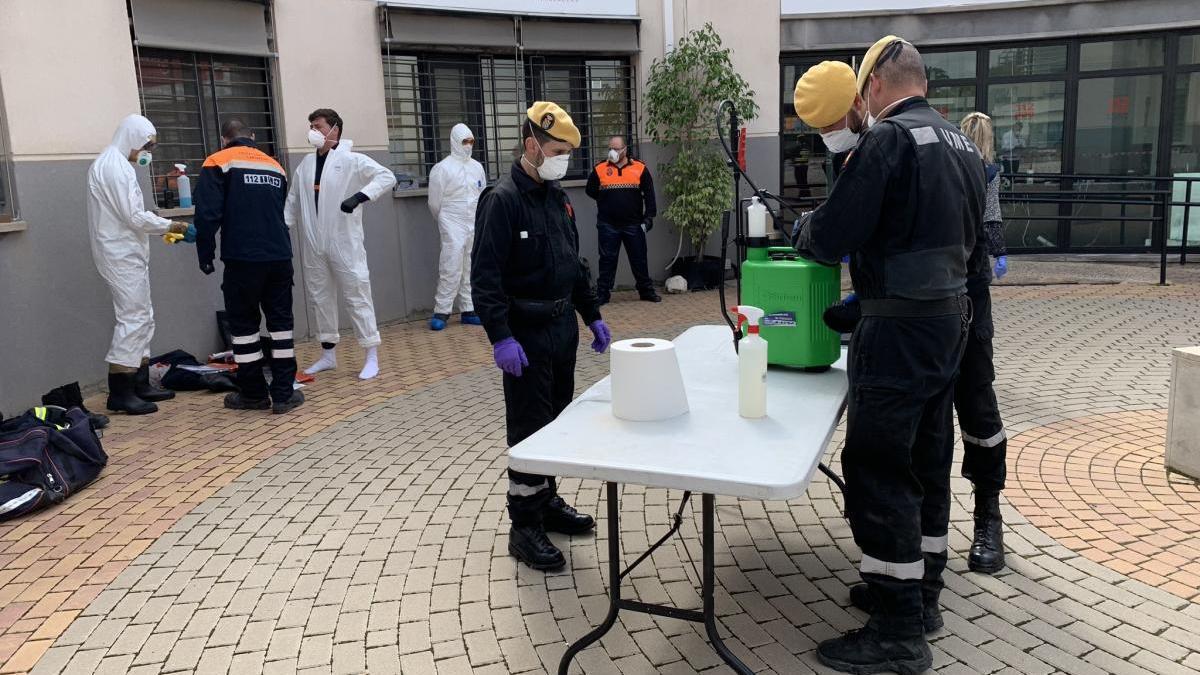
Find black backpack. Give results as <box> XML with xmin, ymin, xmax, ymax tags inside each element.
<box><xmin>0</xmin><ymin>406</ymin><xmax>108</xmax><ymax>521</ymax></box>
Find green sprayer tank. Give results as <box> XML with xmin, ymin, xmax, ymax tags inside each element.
<box><xmin>740</xmin><ymin>245</ymin><xmax>841</xmax><ymax>369</ymax></box>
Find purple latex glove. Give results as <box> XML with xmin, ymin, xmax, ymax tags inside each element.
<box><xmin>493</xmin><ymin>337</ymin><xmax>529</xmax><ymax>377</ymax></box>
<box><xmin>589</xmin><ymin>320</ymin><xmax>611</xmax><ymax>354</ymax></box>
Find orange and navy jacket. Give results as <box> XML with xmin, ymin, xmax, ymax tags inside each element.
<box><xmin>584</xmin><ymin>157</ymin><xmax>656</xmax><ymax>227</ymax></box>
<box><xmin>194</xmin><ymin>138</ymin><xmax>291</xmax><ymax>266</ymax></box>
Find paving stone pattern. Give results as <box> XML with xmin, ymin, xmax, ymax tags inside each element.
<box><xmin>4</xmin><ymin>271</ymin><xmax>1200</xmax><ymax>674</ymax></box>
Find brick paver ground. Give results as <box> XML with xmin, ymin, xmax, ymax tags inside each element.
<box><xmin>3</xmin><ymin>259</ymin><xmax>1200</xmax><ymax>674</ymax></box>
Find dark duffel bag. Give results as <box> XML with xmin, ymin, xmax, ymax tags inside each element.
<box><xmin>0</xmin><ymin>406</ymin><xmax>108</xmax><ymax>521</ymax></box>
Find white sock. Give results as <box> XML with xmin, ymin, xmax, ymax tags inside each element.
<box><xmin>305</xmin><ymin>348</ymin><xmax>337</xmax><ymax>375</ymax></box>
<box><xmin>359</xmin><ymin>346</ymin><xmax>379</xmax><ymax>380</ymax></box>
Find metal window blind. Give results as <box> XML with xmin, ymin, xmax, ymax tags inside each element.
<box><xmin>136</xmin><ymin>48</ymin><xmax>279</xmax><ymax>204</ymax></box>
<box><xmin>382</xmin><ymin>52</ymin><xmax>636</xmax><ymax>186</ymax></box>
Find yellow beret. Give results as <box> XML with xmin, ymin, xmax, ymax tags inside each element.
<box><xmin>793</xmin><ymin>61</ymin><xmax>857</xmax><ymax>129</ymax></box>
<box><xmin>857</xmin><ymin>35</ymin><xmax>909</xmax><ymax>95</ymax></box>
<box><xmin>526</xmin><ymin>101</ymin><xmax>581</xmax><ymax>149</ymax></box>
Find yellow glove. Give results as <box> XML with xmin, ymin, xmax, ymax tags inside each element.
<box><xmin>163</xmin><ymin>232</ymin><xmax>186</xmax><ymax>244</ymax></box>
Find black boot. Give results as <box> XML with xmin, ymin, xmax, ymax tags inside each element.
<box><xmin>135</xmin><ymin>363</ymin><xmax>175</xmax><ymax>402</ymax></box>
<box><xmin>509</xmin><ymin>524</ymin><xmax>565</xmax><ymax>571</ymax></box>
<box><xmin>223</xmin><ymin>392</ymin><xmax>271</xmax><ymax>411</ymax></box>
<box><xmin>969</xmin><ymin>492</ymin><xmax>1005</xmax><ymax>573</ymax></box>
<box><xmin>272</xmin><ymin>390</ymin><xmax>305</xmax><ymax>415</ymax></box>
<box><xmin>543</xmin><ymin>496</ymin><xmax>595</xmax><ymax>535</ymax></box>
<box><xmin>106</xmin><ymin>372</ymin><xmax>157</xmax><ymax>415</ymax></box>
<box><xmin>849</xmin><ymin>584</ymin><xmax>943</xmax><ymax>634</ymax></box>
<box><xmin>43</xmin><ymin>382</ymin><xmax>109</xmax><ymax>429</ymax></box>
<box><xmin>817</xmin><ymin>627</ymin><xmax>933</xmax><ymax>675</ymax></box>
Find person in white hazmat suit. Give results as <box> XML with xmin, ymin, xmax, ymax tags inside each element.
<box><xmin>426</xmin><ymin>123</ymin><xmax>486</xmax><ymax>331</ymax></box>
<box><xmin>87</xmin><ymin>114</ymin><xmax>190</xmax><ymax>415</ymax></box>
<box><xmin>286</xmin><ymin>108</ymin><xmax>397</xmax><ymax>380</ymax></box>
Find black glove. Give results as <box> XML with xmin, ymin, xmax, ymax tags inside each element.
<box><xmin>340</xmin><ymin>191</ymin><xmax>369</xmax><ymax>214</ymax></box>
<box><xmin>200</xmin><ymin>261</ymin><xmax>215</xmax><ymax>275</ymax></box>
<box><xmin>642</xmin><ymin>217</ymin><xmax>654</xmax><ymax>233</ymax></box>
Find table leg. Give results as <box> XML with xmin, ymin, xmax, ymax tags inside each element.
<box><xmin>702</xmin><ymin>493</ymin><xmax>754</xmax><ymax>675</ymax></box>
<box><xmin>558</xmin><ymin>481</ymin><xmax>621</xmax><ymax>675</ymax></box>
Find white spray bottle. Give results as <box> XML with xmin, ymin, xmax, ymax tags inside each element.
<box><xmin>175</xmin><ymin>164</ymin><xmax>192</xmax><ymax>208</ymax></box>
<box><xmin>731</xmin><ymin>305</ymin><xmax>767</xmax><ymax>418</ymax></box>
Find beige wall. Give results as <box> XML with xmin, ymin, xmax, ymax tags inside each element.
<box><xmin>0</xmin><ymin>0</ymin><xmax>140</xmax><ymax>159</ymax></box>
<box><xmin>273</xmin><ymin>0</ymin><xmax>391</xmax><ymax>154</ymax></box>
<box><xmin>635</xmin><ymin>0</ymin><xmax>781</xmax><ymax>139</ymax></box>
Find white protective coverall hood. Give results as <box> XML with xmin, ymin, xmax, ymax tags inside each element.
<box><xmin>285</xmin><ymin>139</ymin><xmax>397</xmax><ymax>347</ymax></box>
<box><xmin>86</xmin><ymin>114</ymin><xmax>172</xmax><ymax>368</ymax></box>
<box><xmin>427</xmin><ymin>123</ymin><xmax>486</xmax><ymax>315</ymax></box>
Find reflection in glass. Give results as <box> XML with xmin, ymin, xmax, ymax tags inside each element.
<box><xmin>923</xmin><ymin>51</ymin><xmax>975</xmax><ymax>81</ymax></box>
<box><xmin>1074</xmin><ymin>75</ymin><xmax>1161</xmax><ymax>176</ymax></box>
<box><xmin>1180</xmin><ymin>34</ymin><xmax>1200</xmax><ymax>66</ymax></box>
<box><xmin>1170</xmin><ymin>72</ymin><xmax>1200</xmax><ymax>245</ymax></box>
<box><xmin>1080</xmin><ymin>38</ymin><xmax>1163</xmax><ymax>71</ymax></box>
<box><xmin>927</xmin><ymin>85</ymin><xmax>976</xmax><ymax>124</ymax></box>
<box><xmin>987</xmin><ymin>81</ymin><xmax>1065</xmax><ymax>175</ymax></box>
<box><xmin>988</xmin><ymin>45</ymin><xmax>1067</xmax><ymax>77</ymax></box>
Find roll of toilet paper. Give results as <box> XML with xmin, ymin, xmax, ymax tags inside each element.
<box><xmin>610</xmin><ymin>338</ymin><xmax>690</xmax><ymax>421</ymax></box>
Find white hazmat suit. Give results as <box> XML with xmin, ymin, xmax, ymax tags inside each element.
<box><xmin>427</xmin><ymin>123</ymin><xmax>486</xmax><ymax>316</ymax></box>
<box><xmin>87</xmin><ymin>114</ymin><xmax>173</xmax><ymax>369</ymax></box>
<box><xmin>285</xmin><ymin>139</ymin><xmax>396</xmax><ymax>350</ymax></box>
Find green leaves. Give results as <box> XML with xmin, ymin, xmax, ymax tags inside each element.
<box><xmin>644</xmin><ymin>23</ymin><xmax>758</xmax><ymax>254</ymax></box>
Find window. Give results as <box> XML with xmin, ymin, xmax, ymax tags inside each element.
<box><xmin>989</xmin><ymin>45</ymin><xmax>1067</xmax><ymax>77</ymax></box>
<box><xmin>383</xmin><ymin>53</ymin><xmax>635</xmax><ymax>185</ymax></box>
<box><xmin>1172</xmin><ymin>72</ymin><xmax>1200</xmax><ymax>173</ymax></box>
<box><xmin>0</xmin><ymin>78</ymin><xmax>14</xmax><ymax>223</ymax></box>
<box><xmin>1179</xmin><ymin>33</ymin><xmax>1200</xmax><ymax>65</ymax></box>
<box><xmin>1080</xmin><ymin>38</ymin><xmax>1164</xmax><ymax>71</ymax></box>
<box><xmin>136</xmin><ymin>48</ymin><xmax>278</xmax><ymax>205</ymax></box>
<box><xmin>924</xmin><ymin>51</ymin><xmax>976</xmax><ymax>81</ymax></box>
<box><xmin>1075</xmin><ymin>75</ymin><xmax>1162</xmax><ymax>175</ymax></box>
<box><xmin>988</xmin><ymin>81</ymin><xmax>1066</xmax><ymax>175</ymax></box>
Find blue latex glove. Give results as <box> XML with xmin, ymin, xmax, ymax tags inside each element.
<box><xmin>994</xmin><ymin>255</ymin><xmax>1008</xmax><ymax>279</ymax></box>
<box><xmin>493</xmin><ymin>338</ymin><xmax>528</xmax><ymax>377</ymax></box>
<box><xmin>589</xmin><ymin>320</ymin><xmax>611</xmax><ymax>354</ymax></box>
<box><xmin>843</xmin><ymin>292</ymin><xmax>858</xmax><ymax>305</ymax></box>
<box><xmin>183</xmin><ymin>223</ymin><xmax>197</xmax><ymax>243</ymax></box>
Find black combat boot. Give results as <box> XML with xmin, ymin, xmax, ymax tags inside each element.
<box><xmin>135</xmin><ymin>362</ymin><xmax>175</xmax><ymax>402</ymax></box>
<box><xmin>43</xmin><ymin>382</ymin><xmax>109</xmax><ymax>429</ymax></box>
<box><xmin>968</xmin><ymin>492</ymin><xmax>1005</xmax><ymax>573</ymax></box>
<box><xmin>223</xmin><ymin>392</ymin><xmax>271</xmax><ymax>411</ymax></box>
<box><xmin>106</xmin><ymin>372</ymin><xmax>157</xmax><ymax>415</ymax></box>
<box><xmin>817</xmin><ymin>626</ymin><xmax>933</xmax><ymax>675</ymax></box>
<box><xmin>543</xmin><ymin>496</ymin><xmax>595</xmax><ymax>535</ymax></box>
<box><xmin>272</xmin><ymin>390</ymin><xmax>305</xmax><ymax>415</ymax></box>
<box><xmin>848</xmin><ymin>584</ymin><xmax>943</xmax><ymax>634</ymax></box>
<box><xmin>508</xmin><ymin>524</ymin><xmax>566</xmax><ymax>571</ymax></box>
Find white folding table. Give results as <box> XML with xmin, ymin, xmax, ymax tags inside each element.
<box><xmin>509</xmin><ymin>325</ymin><xmax>848</xmax><ymax>674</ymax></box>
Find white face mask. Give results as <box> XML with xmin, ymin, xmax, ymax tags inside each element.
<box><xmin>307</xmin><ymin>128</ymin><xmax>329</xmax><ymax>149</ymax></box>
<box><xmin>821</xmin><ymin>128</ymin><xmax>859</xmax><ymax>154</ymax></box>
<box><xmin>864</xmin><ymin>83</ymin><xmax>878</xmax><ymax>129</ymax></box>
<box><xmin>607</xmin><ymin>149</ymin><xmax>622</xmax><ymax>164</ymax></box>
<box><xmin>537</xmin><ymin>152</ymin><xmax>571</xmax><ymax>181</ymax></box>
<box><xmin>135</xmin><ymin>150</ymin><xmax>152</xmax><ymax>166</ymax></box>
<box><xmin>452</xmin><ymin>142</ymin><xmax>473</xmax><ymax>159</ymax></box>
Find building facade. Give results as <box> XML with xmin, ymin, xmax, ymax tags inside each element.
<box><xmin>0</xmin><ymin>0</ymin><xmax>1196</xmax><ymax>412</ymax></box>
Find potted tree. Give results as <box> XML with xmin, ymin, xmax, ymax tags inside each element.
<box><xmin>644</xmin><ymin>23</ymin><xmax>757</xmax><ymax>289</ymax></box>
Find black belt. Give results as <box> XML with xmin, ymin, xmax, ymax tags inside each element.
<box><xmin>860</xmin><ymin>295</ymin><xmax>969</xmax><ymax>318</ymax></box>
<box><xmin>510</xmin><ymin>297</ymin><xmax>573</xmax><ymax>319</ymax></box>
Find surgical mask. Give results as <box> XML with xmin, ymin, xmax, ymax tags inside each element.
<box><xmin>821</xmin><ymin>128</ymin><xmax>859</xmax><ymax>154</ymax></box>
<box><xmin>537</xmin><ymin>153</ymin><xmax>571</xmax><ymax>181</ymax></box>
<box><xmin>135</xmin><ymin>150</ymin><xmax>152</xmax><ymax>166</ymax></box>
<box><xmin>607</xmin><ymin>149</ymin><xmax>622</xmax><ymax>164</ymax></box>
<box><xmin>864</xmin><ymin>85</ymin><xmax>878</xmax><ymax>129</ymax></box>
<box><xmin>307</xmin><ymin>128</ymin><xmax>328</xmax><ymax>149</ymax></box>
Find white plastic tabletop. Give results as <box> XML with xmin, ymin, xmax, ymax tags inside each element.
<box><xmin>509</xmin><ymin>325</ymin><xmax>848</xmax><ymax>500</ymax></box>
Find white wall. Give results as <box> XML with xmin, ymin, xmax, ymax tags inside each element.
<box><xmin>0</xmin><ymin>0</ymin><xmax>140</xmax><ymax>159</ymax></box>
<box><xmin>273</xmin><ymin>0</ymin><xmax>391</xmax><ymax>153</ymax></box>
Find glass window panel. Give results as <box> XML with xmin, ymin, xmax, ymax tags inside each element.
<box><xmin>1179</xmin><ymin>34</ymin><xmax>1200</xmax><ymax>66</ymax></box>
<box><xmin>1068</xmin><ymin>178</ymin><xmax>1156</xmax><ymax>248</ymax></box>
<box><xmin>923</xmin><ymin>51</ymin><xmax>975</xmax><ymax>81</ymax></box>
<box><xmin>1001</xmin><ymin>181</ymin><xmax>1063</xmax><ymax>248</ymax></box>
<box><xmin>1080</xmin><ymin>38</ymin><xmax>1163</xmax><ymax>71</ymax></box>
<box><xmin>988</xmin><ymin>45</ymin><xmax>1067</xmax><ymax>77</ymax></box>
<box><xmin>988</xmin><ymin>81</ymin><xmax>1066</xmax><ymax>175</ymax></box>
<box><xmin>137</xmin><ymin>49</ymin><xmax>278</xmax><ymax>205</ymax></box>
<box><xmin>927</xmin><ymin>85</ymin><xmax>977</xmax><ymax>125</ymax></box>
<box><xmin>1074</xmin><ymin>75</ymin><xmax>1161</xmax><ymax>175</ymax></box>
<box><xmin>1172</xmin><ymin>72</ymin><xmax>1200</xmax><ymax>174</ymax></box>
